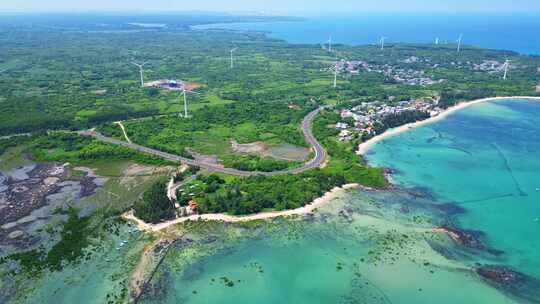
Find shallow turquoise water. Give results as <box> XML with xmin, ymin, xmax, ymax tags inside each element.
<box><xmin>142</xmin><ymin>189</ymin><xmax>517</xmax><ymax>304</ymax></box>
<box><xmin>140</xmin><ymin>98</ymin><xmax>540</xmax><ymax>304</ymax></box>
<box><xmin>367</xmin><ymin>99</ymin><xmax>540</xmax><ymax>279</ymax></box>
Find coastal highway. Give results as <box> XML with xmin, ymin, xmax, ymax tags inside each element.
<box><xmin>83</xmin><ymin>107</ymin><xmax>328</xmax><ymax>177</ymax></box>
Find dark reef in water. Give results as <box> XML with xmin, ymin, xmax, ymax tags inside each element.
<box><xmin>338</xmin><ymin>206</ymin><xmax>355</xmax><ymax>223</ymax></box>
<box><xmin>383</xmin><ymin>167</ymin><xmax>400</xmax><ymax>176</ymax></box>
<box><xmin>136</xmin><ymin>238</ymin><xmax>194</xmax><ymax>303</ymax></box>
<box><xmin>477</xmin><ymin>265</ymin><xmax>523</xmax><ymax>285</ymax></box>
<box><xmin>404</xmin><ymin>186</ymin><xmax>438</xmax><ymax>201</ymax></box>
<box><xmin>476</xmin><ymin>265</ymin><xmax>540</xmax><ymax>303</ymax></box>
<box><xmin>433</xmin><ymin>203</ymin><xmax>467</xmax><ymax>215</ymax></box>
<box><xmin>436</xmin><ymin>225</ymin><xmax>504</xmax><ymax>256</ymax></box>
<box><xmin>440</xmin><ymin>225</ymin><xmax>485</xmax><ymax>249</ymax></box>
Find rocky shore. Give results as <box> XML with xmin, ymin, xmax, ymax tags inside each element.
<box><xmin>0</xmin><ymin>163</ymin><xmax>98</xmax><ymax>249</ymax></box>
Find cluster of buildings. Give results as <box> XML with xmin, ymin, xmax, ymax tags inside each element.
<box><xmin>167</xmin><ymin>177</ymin><xmax>199</xmax><ymax>217</ymax></box>
<box><xmin>336</xmin><ymin>99</ymin><xmax>442</xmax><ymax>141</ymax></box>
<box><xmin>470</xmin><ymin>60</ymin><xmax>508</xmax><ymax>73</ymax></box>
<box><xmin>145</xmin><ymin>79</ymin><xmax>185</xmax><ymax>91</ymax></box>
<box><xmin>334</xmin><ymin>59</ymin><xmax>445</xmax><ymax>86</ymax></box>
<box><xmin>174</xmin><ymin>199</ymin><xmax>198</xmax><ymax>217</ymax></box>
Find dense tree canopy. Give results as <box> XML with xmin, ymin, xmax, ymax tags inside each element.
<box><xmin>133</xmin><ymin>180</ymin><xmax>175</xmax><ymax>223</ymax></box>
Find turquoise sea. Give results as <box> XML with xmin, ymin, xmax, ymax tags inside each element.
<box><xmin>133</xmin><ymin>98</ymin><xmax>540</xmax><ymax>303</ymax></box>
<box><xmin>367</xmin><ymin>99</ymin><xmax>540</xmax><ymax>281</ymax></box>
<box><xmin>195</xmin><ymin>13</ymin><xmax>540</xmax><ymax>54</ymax></box>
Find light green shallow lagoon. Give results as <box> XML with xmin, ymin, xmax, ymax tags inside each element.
<box><xmin>140</xmin><ymin>192</ymin><xmax>513</xmax><ymax>304</ymax></box>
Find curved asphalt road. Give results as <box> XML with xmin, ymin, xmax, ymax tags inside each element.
<box><xmin>85</xmin><ymin>107</ymin><xmax>327</xmax><ymax>177</ymax></box>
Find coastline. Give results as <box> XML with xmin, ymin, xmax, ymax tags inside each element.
<box><xmin>356</xmin><ymin>96</ymin><xmax>540</xmax><ymax>156</ymax></box>
<box><xmin>123</xmin><ymin>183</ymin><xmax>360</xmax><ymax>232</ymax></box>
<box><xmin>123</xmin><ymin>96</ymin><xmax>540</xmax><ymax>233</ymax></box>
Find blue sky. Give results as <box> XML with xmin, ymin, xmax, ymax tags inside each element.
<box><xmin>1</xmin><ymin>0</ymin><xmax>539</xmax><ymax>13</ymax></box>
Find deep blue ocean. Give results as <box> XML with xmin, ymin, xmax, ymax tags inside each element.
<box><xmin>196</xmin><ymin>13</ymin><xmax>540</xmax><ymax>54</ymax></box>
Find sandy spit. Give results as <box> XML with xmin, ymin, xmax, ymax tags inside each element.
<box><xmin>123</xmin><ymin>183</ymin><xmax>360</xmax><ymax>232</ymax></box>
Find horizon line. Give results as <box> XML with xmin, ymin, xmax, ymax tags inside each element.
<box><xmin>0</xmin><ymin>9</ymin><xmax>539</xmax><ymax>15</ymax></box>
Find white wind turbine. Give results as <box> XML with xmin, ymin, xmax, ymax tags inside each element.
<box><xmin>435</xmin><ymin>37</ymin><xmax>439</xmax><ymax>45</ymax></box>
<box><xmin>230</xmin><ymin>47</ymin><xmax>238</xmax><ymax>69</ymax></box>
<box><xmin>456</xmin><ymin>34</ymin><xmax>463</xmax><ymax>52</ymax></box>
<box><xmin>503</xmin><ymin>59</ymin><xmax>511</xmax><ymax>80</ymax></box>
<box><xmin>380</xmin><ymin>36</ymin><xmax>387</xmax><ymax>50</ymax></box>
<box><xmin>327</xmin><ymin>36</ymin><xmax>332</xmax><ymax>52</ymax></box>
<box><xmin>180</xmin><ymin>84</ymin><xmax>200</xmax><ymax>118</ymax></box>
<box><xmin>332</xmin><ymin>61</ymin><xmax>339</xmax><ymax>88</ymax></box>
<box><xmin>131</xmin><ymin>61</ymin><xmax>148</xmax><ymax>87</ymax></box>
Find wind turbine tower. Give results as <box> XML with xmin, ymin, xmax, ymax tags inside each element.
<box><xmin>380</xmin><ymin>37</ymin><xmax>387</xmax><ymax>50</ymax></box>
<box><xmin>180</xmin><ymin>84</ymin><xmax>200</xmax><ymax>118</ymax></box>
<box><xmin>435</xmin><ymin>37</ymin><xmax>439</xmax><ymax>45</ymax></box>
<box><xmin>327</xmin><ymin>36</ymin><xmax>332</xmax><ymax>52</ymax></box>
<box><xmin>457</xmin><ymin>34</ymin><xmax>463</xmax><ymax>52</ymax></box>
<box><xmin>131</xmin><ymin>61</ymin><xmax>147</xmax><ymax>87</ymax></box>
<box><xmin>503</xmin><ymin>59</ymin><xmax>511</xmax><ymax>80</ymax></box>
<box><xmin>230</xmin><ymin>47</ymin><xmax>238</xmax><ymax>69</ymax></box>
<box><xmin>183</xmin><ymin>88</ymin><xmax>189</xmax><ymax>117</ymax></box>
<box><xmin>333</xmin><ymin>61</ymin><xmax>339</xmax><ymax>88</ymax></box>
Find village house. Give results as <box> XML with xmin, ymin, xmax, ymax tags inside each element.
<box><xmin>339</xmin><ymin>130</ymin><xmax>353</xmax><ymax>141</ymax></box>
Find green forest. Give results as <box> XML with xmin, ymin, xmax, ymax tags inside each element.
<box><xmin>1</xmin><ymin>14</ymin><xmax>539</xmax><ymax>219</ymax></box>
<box><xmin>133</xmin><ymin>180</ymin><xmax>175</xmax><ymax>223</ymax></box>
<box><xmin>1</xmin><ymin>23</ymin><xmax>539</xmax><ymax>137</ymax></box>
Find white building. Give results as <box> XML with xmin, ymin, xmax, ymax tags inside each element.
<box><xmin>339</xmin><ymin>130</ymin><xmax>353</xmax><ymax>141</ymax></box>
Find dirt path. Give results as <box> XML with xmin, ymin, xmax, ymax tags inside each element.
<box><xmin>115</xmin><ymin>121</ymin><xmax>132</xmax><ymax>144</ymax></box>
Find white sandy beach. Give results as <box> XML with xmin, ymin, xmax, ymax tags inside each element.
<box><xmin>356</xmin><ymin>96</ymin><xmax>540</xmax><ymax>156</ymax></box>
<box><xmin>123</xmin><ymin>183</ymin><xmax>360</xmax><ymax>232</ymax></box>
<box><xmin>124</xmin><ymin>96</ymin><xmax>540</xmax><ymax>233</ymax></box>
